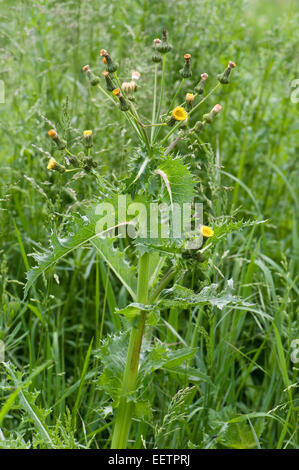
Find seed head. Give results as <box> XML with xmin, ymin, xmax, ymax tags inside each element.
<box><xmin>131</xmin><ymin>70</ymin><xmax>141</xmax><ymax>81</ymax></box>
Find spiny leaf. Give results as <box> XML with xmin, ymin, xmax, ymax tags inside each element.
<box><xmin>25</xmin><ymin>207</ymin><xmax>137</xmax><ymax>299</ymax></box>
<box><xmin>158</xmin><ymin>279</ymin><xmax>252</xmax><ymax>310</ymax></box>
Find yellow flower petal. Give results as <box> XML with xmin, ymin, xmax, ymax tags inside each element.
<box><xmin>47</xmin><ymin>157</ymin><xmax>57</xmax><ymax>170</ymax></box>
<box><xmin>200</xmin><ymin>225</ymin><xmax>214</xmax><ymax>238</ymax></box>
<box><xmin>171</xmin><ymin>106</ymin><xmax>188</xmax><ymax>121</ymax></box>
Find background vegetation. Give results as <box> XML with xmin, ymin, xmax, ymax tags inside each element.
<box><xmin>0</xmin><ymin>0</ymin><xmax>298</xmax><ymax>449</ymax></box>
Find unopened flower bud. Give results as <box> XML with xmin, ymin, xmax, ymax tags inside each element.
<box><xmin>48</xmin><ymin>129</ymin><xmax>66</xmax><ymax>150</ymax></box>
<box><xmin>113</xmin><ymin>88</ymin><xmax>130</xmax><ymax>111</ymax></box>
<box><xmin>195</xmin><ymin>73</ymin><xmax>208</xmax><ymax>95</ymax></box>
<box><xmin>100</xmin><ymin>49</ymin><xmax>118</xmax><ymax>73</ymax></box>
<box><xmin>180</xmin><ymin>53</ymin><xmax>192</xmax><ymax>78</ymax></box>
<box><xmin>102</xmin><ymin>70</ymin><xmax>115</xmax><ymax>92</ymax></box>
<box><xmin>193</xmin><ymin>121</ymin><xmax>204</xmax><ymax>132</ymax></box>
<box><xmin>185</xmin><ymin>92</ymin><xmax>195</xmax><ymax>111</ymax></box>
<box><xmin>217</xmin><ymin>61</ymin><xmax>236</xmax><ymax>84</ymax></box>
<box><xmin>83</xmin><ymin>156</ymin><xmax>98</xmax><ymax>172</ymax></box>
<box><xmin>82</xmin><ymin>64</ymin><xmax>100</xmax><ymax>86</ymax></box>
<box><xmin>47</xmin><ymin>157</ymin><xmax>65</xmax><ymax>173</ymax></box>
<box><xmin>83</xmin><ymin>129</ymin><xmax>93</xmax><ymax>148</ymax></box>
<box><xmin>156</xmin><ymin>29</ymin><xmax>172</xmax><ymax>54</ymax></box>
<box><xmin>152</xmin><ymin>38</ymin><xmax>162</xmax><ymax>63</ymax></box>
<box><xmin>203</xmin><ymin>104</ymin><xmax>222</xmax><ymax>123</ymax></box>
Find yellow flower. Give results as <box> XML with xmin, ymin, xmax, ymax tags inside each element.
<box><xmin>171</xmin><ymin>106</ymin><xmax>188</xmax><ymax>121</ymax></box>
<box><xmin>83</xmin><ymin>130</ymin><xmax>92</xmax><ymax>137</ymax></box>
<box><xmin>200</xmin><ymin>225</ymin><xmax>214</xmax><ymax>238</ymax></box>
<box><xmin>113</xmin><ymin>88</ymin><xmax>121</xmax><ymax>96</ymax></box>
<box><xmin>47</xmin><ymin>157</ymin><xmax>57</xmax><ymax>170</ymax></box>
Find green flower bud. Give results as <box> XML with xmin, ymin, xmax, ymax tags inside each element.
<box><xmin>180</xmin><ymin>54</ymin><xmax>192</xmax><ymax>79</ymax></box>
<box><xmin>113</xmin><ymin>88</ymin><xmax>130</xmax><ymax>111</ymax></box>
<box><xmin>156</xmin><ymin>29</ymin><xmax>172</xmax><ymax>54</ymax></box>
<box><xmin>102</xmin><ymin>70</ymin><xmax>115</xmax><ymax>91</ymax></box>
<box><xmin>48</xmin><ymin>129</ymin><xmax>66</xmax><ymax>150</ymax></box>
<box><xmin>194</xmin><ymin>73</ymin><xmax>208</xmax><ymax>95</ymax></box>
<box><xmin>152</xmin><ymin>38</ymin><xmax>162</xmax><ymax>63</ymax></box>
<box><xmin>100</xmin><ymin>49</ymin><xmax>118</xmax><ymax>73</ymax></box>
<box><xmin>203</xmin><ymin>104</ymin><xmax>222</xmax><ymax>123</ymax></box>
<box><xmin>82</xmin><ymin>64</ymin><xmax>100</xmax><ymax>86</ymax></box>
<box><xmin>217</xmin><ymin>61</ymin><xmax>236</xmax><ymax>85</ymax></box>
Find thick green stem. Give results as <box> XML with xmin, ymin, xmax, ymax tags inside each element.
<box><xmin>111</xmin><ymin>252</ymin><xmax>150</xmax><ymax>449</ymax></box>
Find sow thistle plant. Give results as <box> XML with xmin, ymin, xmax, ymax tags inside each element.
<box><xmin>25</xmin><ymin>30</ymin><xmax>242</xmax><ymax>449</ymax></box>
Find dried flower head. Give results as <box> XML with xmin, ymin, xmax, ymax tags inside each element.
<box><xmin>100</xmin><ymin>49</ymin><xmax>108</xmax><ymax>57</ymax></box>
<box><xmin>201</xmin><ymin>73</ymin><xmax>208</xmax><ymax>81</ymax></box>
<box><xmin>156</xmin><ymin>29</ymin><xmax>172</xmax><ymax>54</ymax></box>
<box><xmin>82</xmin><ymin>64</ymin><xmax>90</xmax><ymax>73</ymax></box>
<box><xmin>171</xmin><ymin>106</ymin><xmax>188</xmax><ymax>121</ymax></box>
<box><xmin>228</xmin><ymin>61</ymin><xmax>236</xmax><ymax>69</ymax></box>
<box><xmin>131</xmin><ymin>71</ymin><xmax>141</xmax><ymax>81</ymax></box>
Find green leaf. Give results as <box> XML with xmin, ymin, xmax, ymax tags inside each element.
<box><xmin>158</xmin><ymin>156</ymin><xmax>195</xmax><ymax>204</ymax></box>
<box><xmin>158</xmin><ymin>279</ymin><xmax>251</xmax><ymax>310</ymax></box>
<box><xmin>25</xmin><ymin>208</ymin><xmax>137</xmax><ymax>300</ymax></box>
